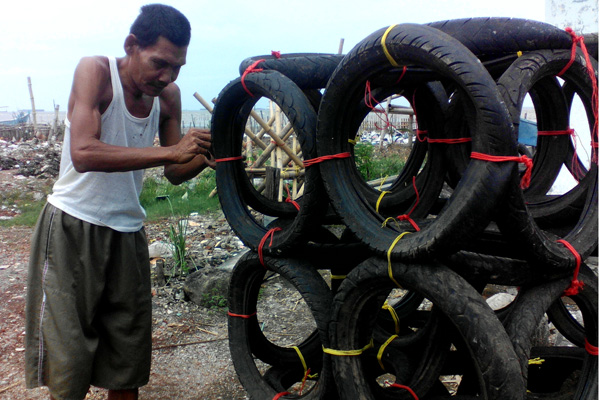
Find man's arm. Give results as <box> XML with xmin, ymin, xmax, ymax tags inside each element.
<box><xmin>67</xmin><ymin>57</ymin><xmax>207</xmax><ymax>173</ymax></box>
<box><xmin>158</xmin><ymin>84</ymin><xmax>215</xmax><ymax>185</ymax></box>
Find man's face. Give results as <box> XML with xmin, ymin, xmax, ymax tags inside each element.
<box><xmin>131</xmin><ymin>36</ymin><xmax>187</xmax><ymax>96</ymax></box>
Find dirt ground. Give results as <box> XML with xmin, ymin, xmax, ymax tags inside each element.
<box><xmin>0</xmin><ymin>225</ymin><xmax>252</xmax><ymax>400</ymax></box>
<box><xmin>0</xmin><ymin>169</ymin><xmax>250</xmax><ymax>400</ymax></box>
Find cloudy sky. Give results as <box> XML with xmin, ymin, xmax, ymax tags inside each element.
<box><xmin>0</xmin><ymin>0</ymin><xmax>589</xmax><ymax>112</ymax></box>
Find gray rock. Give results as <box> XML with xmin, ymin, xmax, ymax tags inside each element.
<box><xmin>184</xmin><ymin>267</ymin><xmax>232</xmax><ymax>308</ymax></box>
<box><xmin>217</xmin><ymin>250</ymin><xmax>249</xmax><ymax>272</ymax></box>
<box><xmin>148</xmin><ymin>241</ymin><xmax>174</xmax><ymax>258</ymax></box>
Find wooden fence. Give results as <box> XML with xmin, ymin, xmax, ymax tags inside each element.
<box><xmin>0</xmin><ymin>123</ymin><xmax>64</xmax><ymax>142</ymax></box>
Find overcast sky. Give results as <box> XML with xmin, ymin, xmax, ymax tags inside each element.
<box><xmin>0</xmin><ymin>0</ymin><xmax>574</xmax><ymax>112</ymax></box>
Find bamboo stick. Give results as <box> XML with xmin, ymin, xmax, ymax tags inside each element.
<box><xmin>27</xmin><ymin>77</ymin><xmax>40</xmax><ymax>139</ymax></box>
<box><xmin>250</xmin><ymin>107</ymin><xmax>304</xmax><ymax>166</ymax></box>
<box><xmin>194</xmin><ymin>92</ymin><xmax>268</xmax><ymax>150</ymax></box>
<box><xmin>275</xmin><ymin>106</ymin><xmax>284</xmax><ymax>202</ymax></box>
<box><xmin>251</xmin><ymin>122</ymin><xmax>293</xmax><ymax>168</ymax></box>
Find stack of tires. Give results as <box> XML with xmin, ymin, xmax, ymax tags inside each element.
<box><xmin>211</xmin><ymin>18</ymin><xmax>598</xmax><ymax>399</ymax></box>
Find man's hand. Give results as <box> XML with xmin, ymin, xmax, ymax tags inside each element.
<box><xmin>172</xmin><ymin>127</ymin><xmax>213</xmax><ymax>164</ymax></box>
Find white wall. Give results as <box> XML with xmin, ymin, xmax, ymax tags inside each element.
<box><xmin>546</xmin><ymin>0</ymin><xmax>599</xmax><ymax>33</ymax></box>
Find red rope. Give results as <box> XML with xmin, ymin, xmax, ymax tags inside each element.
<box><xmin>386</xmin><ymin>382</ymin><xmax>419</xmax><ymax>399</ymax></box>
<box><xmin>396</xmin><ymin>176</ymin><xmax>420</xmax><ymax>231</ymax></box>
<box><xmin>258</xmin><ymin>227</ymin><xmax>282</xmax><ymax>266</ymax></box>
<box><xmin>227</xmin><ymin>311</ymin><xmax>257</xmax><ymax>319</ymax></box>
<box><xmin>284</xmin><ymin>185</ymin><xmax>300</xmax><ymax>211</ymax></box>
<box><xmin>298</xmin><ymin>368</ymin><xmax>311</xmax><ymax>395</ymax></box>
<box><xmin>585</xmin><ymin>339</ymin><xmax>599</xmax><ymax>356</ymax></box>
<box><xmin>537</xmin><ymin>129</ymin><xmax>586</xmax><ymax>178</ymax></box>
<box><xmin>215</xmin><ymin>156</ymin><xmax>243</xmax><ymax>163</ymax></box>
<box><xmin>557</xmin><ymin>27</ymin><xmax>598</xmax><ymax>163</ymax></box>
<box><xmin>557</xmin><ymin>239</ymin><xmax>585</xmax><ymax>296</ymax></box>
<box><xmin>303</xmin><ymin>152</ymin><xmax>351</xmax><ymax>167</ymax></box>
<box><xmin>364</xmin><ymin>76</ymin><xmax>407</xmax><ymax>132</ymax></box>
<box><xmin>394</xmin><ymin>65</ymin><xmax>408</xmax><ymax>84</ymax></box>
<box><xmin>428</xmin><ymin>137</ymin><xmax>472</xmax><ymax>144</ymax></box>
<box><xmin>271</xmin><ymin>50</ymin><xmax>281</xmax><ymax>59</ymax></box>
<box><xmin>417</xmin><ymin>130</ymin><xmax>472</xmax><ymax>144</ymax></box>
<box><xmin>272</xmin><ymin>392</ymin><xmax>290</xmax><ymax>400</ymax></box>
<box><xmin>241</xmin><ymin>59</ymin><xmax>266</xmax><ymax>97</ymax></box>
<box><xmin>471</xmin><ymin>152</ymin><xmax>533</xmax><ymax>189</ymax></box>
<box><xmin>537</xmin><ymin>129</ymin><xmax>575</xmax><ymax>136</ymax></box>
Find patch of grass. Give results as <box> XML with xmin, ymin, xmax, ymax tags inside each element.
<box><xmin>0</xmin><ymin>169</ymin><xmax>219</xmax><ymax>227</ymax></box>
<box><xmin>140</xmin><ymin>169</ymin><xmax>220</xmax><ymax>222</ymax></box>
<box><xmin>0</xmin><ymin>179</ymin><xmax>53</xmax><ymax>227</ymax></box>
<box><xmin>0</xmin><ymin>201</ymin><xmax>46</xmax><ymax>227</ymax></box>
<box><xmin>354</xmin><ymin>142</ymin><xmax>407</xmax><ymax>181</ymax></box>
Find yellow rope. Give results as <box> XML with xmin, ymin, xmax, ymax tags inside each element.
<box><xmin>331</xmin><ymin>275</ymin><xmax>347</xmax><ymax>280</ymax></box>
<box><xmin>387</xmin><ymin>232</ymin><xmax>412</xmax><ymax>287</ymax></box>
<box><xmin>528</xmin><ymin>357</ymin><xmax>545</xmax><ymax>365</ymax></box>
<box><xmin>376</xmin><ymin>191</ymin><xmax>391</xmax><ymax>213</ymax></box>
<box><xmin>323</xmin><ymin>339</ymin><xmax>374</xmax><ymax>356</ymax></box>
<box><xmin>382</xmin><ymin>301</ymin><xmax>400</xmax><ymax>334</ymax></box>
<box><xmin>377</xmin><ymin>334</ymin><xmax>399</xmax><ymax>370</ymax></box>
<box><xmin>292</xmin><ymin>346</ymin><xmax>308</xmax><ymax>373</ymax></box>
<box><xmin>381</xmin><ymin>25</ymin><xmax>400</xmax><ymax>67</ymax></box>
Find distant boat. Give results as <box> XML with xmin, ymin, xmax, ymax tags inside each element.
<box><xmin>0</xmin><ymin>111</ymin><xmax>30</xmax><ymax>126</ymax></box>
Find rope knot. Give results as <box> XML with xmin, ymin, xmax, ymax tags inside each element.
<box><xmin>518</xmin><ymin>155</ymin><xmax>533</xmax><ymax>189</ymax></box>
<box><xmin>241</xmin><ymin>59</ymin><xmax>266</xmax><ymax>97</ymax></box>
<box><xmin>396</xmin><ymin>214</ymin><xmax>420</xmax><ymax>231</ymax></box>
<box><xmin>258</xmin><ymin>227</ymin><xmax>282</xmax><ymax>266</ymax></box>
<box><xmin>557</xmin><ymin>239</ymin><xmax>585</xmax><ymax>296</ymax></box>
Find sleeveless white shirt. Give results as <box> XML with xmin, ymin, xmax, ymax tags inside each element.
<box><xmin>48</xmin><ymin>56</ymin><xmax>160</xmax><ymax>232</ymax></box>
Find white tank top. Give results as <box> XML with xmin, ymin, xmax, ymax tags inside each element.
<box><xmin>48</xmin><ymin>56</ymin><xmax>160</xmax><ymax>232</ymax></box>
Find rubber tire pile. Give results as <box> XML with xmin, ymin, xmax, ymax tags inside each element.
<box><xmin>211</xmin><ymin>18</ymin><xmax>599</xmax><ymax>400</ymax></box>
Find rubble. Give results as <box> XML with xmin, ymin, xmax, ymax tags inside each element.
<box><xmin>0</xmin><ymin>138</ymin><xmax>61</xmax><ymax>179</ymax></box>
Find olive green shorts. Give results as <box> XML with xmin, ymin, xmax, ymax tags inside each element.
<box><xmin>25</xmin><ymin>204</ymin><xmax>152</xmax><ymax>400</ymax></box>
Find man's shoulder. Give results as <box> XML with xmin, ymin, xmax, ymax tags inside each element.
<box><xmin>76</xmin><ymin>56</ymin><xmax>110</xmax><ymax>75</ymax></box>
<box><xmin>159</xmin><ymin>82</ymin><xmax>182</xmax><ymax>116</ymax></box>
<box><xmin>72</xmin><ymin>56</ymin><xmax>113</xmax><ymax>109</ymax></box>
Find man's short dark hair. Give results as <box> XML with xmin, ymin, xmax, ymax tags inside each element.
<box><xmin>130</xmin><ymin>4</ymin><xmax>191</xmax><ymax>48</ymax></box>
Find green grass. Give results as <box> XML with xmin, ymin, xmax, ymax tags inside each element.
<box><xmin>354</xmin><ymin>142</ymin><xmax>407</xmax><ymax>181</ymax></box>
<box><xmin>140</xmin><ymin>169</ymin><xmax>220</xmax><ymax>221</ymax></box>
<box><xmin>0</xmin><ymin>169</ymin><xmax>220</xmax><ymax>227</ymax></box>
<box><xmin>0</xmin><ymin>201</ymin><xmax>46</xmax><ymax>227</ymax></box>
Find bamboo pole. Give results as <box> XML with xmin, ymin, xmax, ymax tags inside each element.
<box><xmin>27</xmin><ymin>77</ymin><xmax>40</xmax><ymax>139</ymax></box>
<box><xmin>252</xmin><ymin>122</ymin><xmax>292</xmax><ymax>167</ymax></box>
<box><xmin>249</xmin><ymin>108</ymin><xmax>304</xmax><ymax>166</ymax></box>
<box><xmin>292</xmin><ymin>136</ymin><xmax>298</xmax><ymax>198</ymax></box>
<box><xmin>193</xmin><ymin>92</ymin><xmax>268</xmax><ymax>150</ymax></box>
<box><xmin>275</xmin><ymin>106</ymin><xmax>284</xmax><ymax>202</ymax></box>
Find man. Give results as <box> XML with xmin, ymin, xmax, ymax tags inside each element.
<box><xmin>25</xmin><ymin>4</ymin><xmax>214</xmax><ymax>400</ymax></box>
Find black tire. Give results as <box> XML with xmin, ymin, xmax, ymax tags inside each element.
<box><xmin>317</xmin><ymin>23</ymin><xmax>516</xmax><ymax>261</ymax></box>
<box><xmin>239</xmin><ymin>53</ymin><xmax>344</xmax><ymax>89</ymax></box>
<box><xmin>502</xmin><ymin>264</ymin><xmax>598</xmax><ymax>399</ymax></box>
<box><xmin>212</xmin><ymin>70</ymin><xmax>328</xmax><ymax>254</ymax></box>
<box><xmin>228</xmin><ymin>251</ymin><xmax>337</xmax><ymax>399</ymax></box>
<box><xmin>426</xmin><ymin>18</ymin><xmax>573</xmax><ymax>59</ymax></box>
<box><xmin>547</xmin><ymin>265</ymin><xmax>598</xmax><ymax>348</ymax></box>
<box><xmin>329</xmin><ymin>257</ymin><xmax>525</xmax><ymax>400</ymax></box>
<box><xmin>349</xmin><ymin>82</ymin><xmax>449</xmax><ymax>219</ymax></box>
<box><xmin>494</xmin><ymin>49</ymin><xmax>598</xmax><ymax>271</ymax></box>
